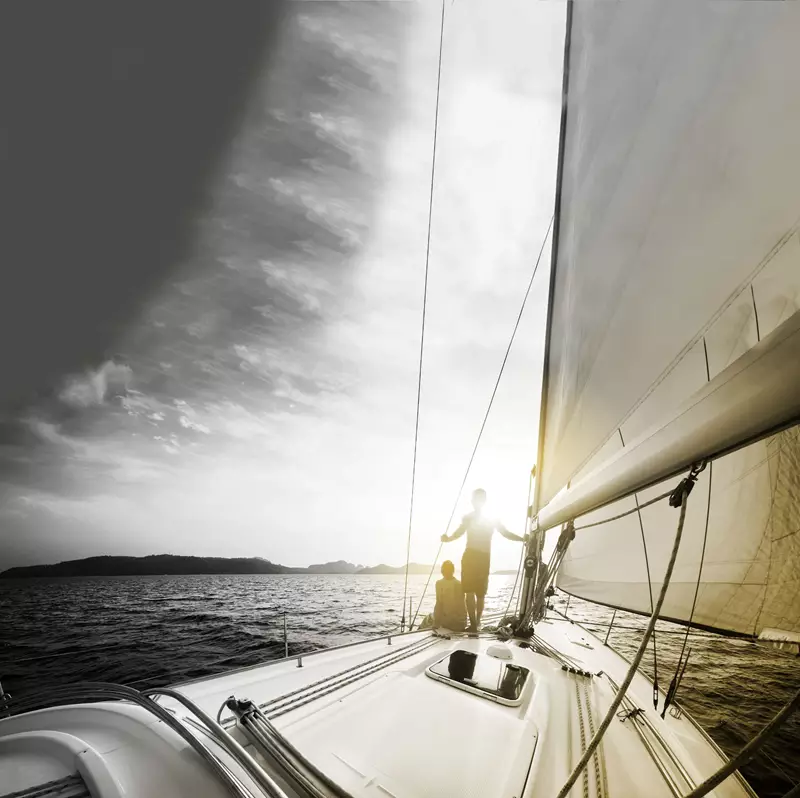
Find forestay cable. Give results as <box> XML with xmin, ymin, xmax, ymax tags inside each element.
<box><xmin>401</xmin><ymin>0</ymin><xmax>446</xmax><ymax>633</ymax></box>
<box><xmin>408</xmin><ymin>214</ymin><xmax>554</xmax><ymax>630</ymax></box>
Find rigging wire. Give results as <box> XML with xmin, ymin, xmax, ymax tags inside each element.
<box><xmin>401</xmin><ymin>0</ymin><xmax>446</xmax><ymax>633</ymax></box>
<box><xmin>408</xmin><ymin>213</ymin><xmax>555</xmax><ymax>630</ymax></box>
<box><xmin>555</xmin><ymin>469</ymin><xmax>700</xmax><ymax>798</ymax></box>
<box><xmin>571</xmin><ymin>487</ymin><xmax>674</xmax><ymax>530</ymax></box>
<box><xmin>502</xmin><ymin>543</ymin><xmax>526</xmax><ymax>621</ymax></box>
<box><xmin>781</xmin><ymin>782</ymin><xmax>800</xmax><ymax>798</ymax></box>
<box><xmin>662</xmin><ymin>460</ymin><xmax>713</xmax><ymax>718</ymax></box>
<box><xmin>631</xmin><ymin>486</ymin><xmax>660</xmax><ymax>709</ymax></box>
<box><xmin>501</xmin><ymin>467</ymin><xmax>536</xmax><ymax>621</ymax></box>
<box><xmin>683</xmin><ymin>686</ymin><xmax>800</xmax><ymax>798</ymax></box>
<box><xmin>578</xmin><ymin>621</ymin><xmax>727</xmax><ymax>639</ymax></box>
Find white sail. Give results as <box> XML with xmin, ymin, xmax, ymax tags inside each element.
<box><xmin>537</xmin><ymin>1</ymin><xmax>800</xmax><ymax>636</ymax></box>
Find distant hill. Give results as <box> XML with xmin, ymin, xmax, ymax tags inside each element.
<box><xmin>356</xmin><ymin>563</ymin><xmax>431</xmax><ymax>575</ymax></box>
<box><xmin>304</xmin><ymin>560</ymin><xmax>361</xmax><ymax>574</ymax></box>
<box><xmin>0</xmin><ymin>555</ymin><xmax>433</xmax><ymax>579</ymax></box>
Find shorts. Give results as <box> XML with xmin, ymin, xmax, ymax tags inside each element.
<box><xmin>461</xmin><ymin>548</ymin><xmax>491</xmax><ymax>597</ymax></box>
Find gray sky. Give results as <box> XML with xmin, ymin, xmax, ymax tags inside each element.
<box><xmin>0</xmin><ymin>1</ymin><xmax>565</xmax><ymax>571</ymax></box>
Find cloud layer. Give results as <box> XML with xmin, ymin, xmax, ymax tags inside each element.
<box><xmin>0</xmin><ymin>1</ymin><xmax>564</xmax><ymax>571</ymax></box>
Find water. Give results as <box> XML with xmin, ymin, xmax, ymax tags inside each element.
<box><xmin>1</xmin><ymin>575</ymin><xmax>797</xmax><ymax>796</ymax></box>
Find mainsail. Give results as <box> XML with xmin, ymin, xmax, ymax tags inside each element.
<box><xmin>535</xmin><ymin>1</ymin><xmax>800</xmax><ymax>637</ymax></box>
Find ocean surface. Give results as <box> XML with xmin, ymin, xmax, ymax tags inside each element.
<box><xmin>1</xmin><ymin>574</ymin><xmax>798</xmax><ymax>796</ymax></box>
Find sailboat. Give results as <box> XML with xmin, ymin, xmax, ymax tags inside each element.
<box><xmin>2</xmin><ymin>1</ymin><xmax>799</xmax><ymax>796</ymax></box>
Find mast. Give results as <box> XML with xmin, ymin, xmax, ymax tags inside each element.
<box><xmin>531</xmin><ymin>0</ymin><xmax>572</xmax><ymax>521</ymax></box>
<box><xmin>519</xmin><ymin>0</ymin><xmax>573</xmax><ymax>622</ymax></box>
<box><xmin>520</xmin><ymin>0</ymin><xmax>800</xmax><ymax>637</ymax></box>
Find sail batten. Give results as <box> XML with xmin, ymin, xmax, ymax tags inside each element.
<box><xmin>538</xmin><ymin>0</ymin><xmax>800</xmax><ymax>637</ymax></box>
<box><xmin>537</xmin><ymin>309</ymin><xmax>800</xmax><ymax>532</ymax></box>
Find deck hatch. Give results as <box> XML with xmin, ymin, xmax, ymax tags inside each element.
<box><xmin>425</xmin><ymin>649</ymin><xmax>531</xmax><ymax>706</ymax></box>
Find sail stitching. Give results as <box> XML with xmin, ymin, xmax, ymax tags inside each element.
<box><xmin>567</xmin><ymin>315</ymin><xmax>800</xmax><ymax>523</ymax></box>
<box><xmin>555</xmin><ymin>221</ymin><xmax>800</xmax><ymax>498</ymax></box>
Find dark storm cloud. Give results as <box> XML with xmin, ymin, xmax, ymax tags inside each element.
<box><xmin>0</xmin><ymin>2</ymin><xmax>412</xmax><ymax>509</ymax></box>
<box><xmin>0</xmin><ymin>1</ymin><xmax>565</xmax><ymax>571</ymax></box>
<box><xmin>115</xmin><ymin>2</ymin><xmax>409</xmax><ymax>412</ymax></box>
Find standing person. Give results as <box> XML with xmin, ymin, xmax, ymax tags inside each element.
<box><xmin>441</xmin><ymin>488</ymin><xmax>526</xmax><ymax>633</ymax></box>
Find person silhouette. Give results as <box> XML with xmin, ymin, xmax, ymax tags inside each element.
<box><xmin>441</xmin><ymin>488</ymin><xmax>526</xmax><ymax>634</ymax></box>
<box><xmin>433</xmin><ymin>560</ymin><xmax>467</xmax><ymax>632</ymax></box>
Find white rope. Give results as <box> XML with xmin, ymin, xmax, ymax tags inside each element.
<box><xmin>555</xmin><ymin>474</ymin><xmax>696</xmax><ymax>798</ymax></box>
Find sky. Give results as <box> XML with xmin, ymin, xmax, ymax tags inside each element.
<box><xmin>0</xmin><ymin>1</ymin><xmax>565</xmax><ymax>571</ymax></box>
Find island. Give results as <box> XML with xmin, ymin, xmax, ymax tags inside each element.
<box><xmin>0</xmin><ymin>555</ymin><xmax>434</xmax><ymax>579</ymax></box>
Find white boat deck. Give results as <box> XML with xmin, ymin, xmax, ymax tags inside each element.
<box><xmin>0</xmin><ymin>617</ymin><xmax>756</xmax><ymax>798</ymax></box>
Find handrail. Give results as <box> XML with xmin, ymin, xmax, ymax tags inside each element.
<box><xmin>143</xmin><ymin>687</ymin><xmax>289</xmax><ymax>798</ymax></box>
<box><xmin>593</xmin><ymin>637</ymin><xmax>758</xmax><ymax>797</ymax></box>
<box><xmin>172</xmin><ymin>626</ymin><xmax>431</xmax><ymax>690</ymax></box>
<box><xmin>605</xmin><ymin>674</ymin><xmax>693</xmax><ymax>797</ymax></box>
<box><xmin>228</xmin><ymin>698</ymin><xmax>354</xmax><ymax>798</ymax></box>
<box><xmin>264</xmin><ymin>637</ymin><xmax>442</xmax><ymax>720</ymax></box>
<box><xmin>3</xmin><ymin>683</ymin><xmax>259</xmax><ymax>798</ymax></box>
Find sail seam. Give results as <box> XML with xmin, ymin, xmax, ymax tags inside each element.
<box><xmin>752</xmin><ymin>434</ymin><xmax>782</xmax><ymax>635</ymax></box>
<box><xmin>570</xmin><ymin>314</ymin><xmax>800</xmax><ymax>520</ymax></box>
<box><xmin>551</xmin><ymin>221</ymin><xmax>800</xmax><ymax>503</ymax></box>
<box><xmin>751</xmin><ymin>284</ymin><xmax>761</xmax><ymax>342</ymax></box>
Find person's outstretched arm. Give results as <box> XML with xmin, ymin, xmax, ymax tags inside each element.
<box><xmin>498</xmin><ymin>523</ymin><xmax>526</xmax><ymax>543</ymax></box>
<box><xmin>441</xmin><ymin>521</ymin><xmax>466</xmax><ymax>543</ymax></box>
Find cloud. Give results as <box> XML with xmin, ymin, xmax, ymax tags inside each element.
<box><xmin>0</xmin><ymin>2</ymin><xmax>564</xmax><ymax>571</ymax></box>
<box><xmin>179</xmin><ymin>415</ymin><xmax>211</xmax><ymax>435</ymax></box>
<box><xmin>58</xmin><ymin>360</ymin><xmax>132</xmax><ymax>408</ymax></box>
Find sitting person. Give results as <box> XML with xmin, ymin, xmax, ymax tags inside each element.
<box><xmin>433</xmin><ymin>560</ymin><xmax>467</xmax><ymax>632</ymax></box>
